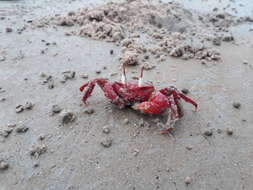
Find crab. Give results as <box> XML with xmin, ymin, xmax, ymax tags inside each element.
<box><xmin>80</xmin><ymin>65</ymin><xmax>198</xmax><ymax>133</ymax></box>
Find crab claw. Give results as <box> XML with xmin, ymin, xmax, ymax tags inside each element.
<box><xmin>133</xmin><ymin>92</ymin><xmax>169</xmax><ymax>114</ymax></box>
<box><xmin>133</xmin><ymin>102</ymin><xmax>161</xmax><ymax>114</ymax></box>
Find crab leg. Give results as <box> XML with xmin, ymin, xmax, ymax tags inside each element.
<box><xmin>80</xmin><ymin>78</ymin><xmax>108</xmax><ymax>105</ymax></box>
<box><xmin>80</xmin><ymin>78</ymin><xmax>126</xmax><ymax>108</ymax></box>
<box><xmin>178</xmin><ymin>92</ymin><xmax>198</xmax><ymax>111</ymax></box>
<box><xmin>160</xmin><ymin>95</ymin><xmax>182</xmax><ymax>134</ymax></box>
<box><xmin>104</xmin><ymin>83</ymin><xmax>125</xmax><ymax>109</ymax></box>
<box><xmin>80</xmin><ymin>80</ymin><xmax>96</xmax><ymax>104</ymax></box>
<box><xmin>160</xmin><ymin>113</ymin><xmax>173</xmax><ymax>134</ymax></box>
<box><xmin>160</xmin><ymin>114</ymin><xmax>178</xmax><ymax>134</ymax></box>
<box><xmin>80</xmin><ymin>83</ymin><xmax>89</xmax><ymax>92</ymax></box>
<box><xmin>171</xmin><ymin>91</ymin><xmax>184</xmax><ymax>118</ymax></box>
<box><xmin>160</xmin><ymin>88</ymin><xmax>198</xmax><ymax>112</ymax></box>
<box><xmin>169</xmin><ymin>95</ymin><xmax>180</xmax><ymax>118</ymax></box>
<box><xmin>159</xmin><ymin>98</ymin><xmax>179</xmax><ymax>134</ymax></box>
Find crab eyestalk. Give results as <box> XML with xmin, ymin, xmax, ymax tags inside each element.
<box><xmin>121</xmin><ymin>64</ymin><xmax>127</xmax><ymax>86</ymax></box>
<box><xmin>138</xmin><ymin>66</ymin><xmax>144</xmax><ymax>87</ymax></box>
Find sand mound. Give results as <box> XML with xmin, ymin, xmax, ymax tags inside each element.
<box><xmin>36</xmin><ymin>0</ymin><xmax>249</xmax><ymax>64</ymax></box>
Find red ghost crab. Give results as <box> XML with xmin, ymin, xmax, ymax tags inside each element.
<box><xmin>80</xmin><ymin>65</ymin><xmax>198</xmax><ymax>134</ymax></box>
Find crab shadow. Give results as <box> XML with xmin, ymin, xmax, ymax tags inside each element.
<box><xmin>108</xmin><ymin>104</ymin><xmax>182</xmax><ymax>135</ymax></box>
